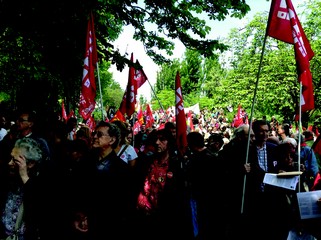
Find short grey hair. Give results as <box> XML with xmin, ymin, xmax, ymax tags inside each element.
<box><xmin>14</xmin><ymin>138</ymin><xmax>43</xmax><ymax>163</ymax></box>
<box><xmin>232</xmin><ymin>124</ymin><xmax>249</xmax><ymax>139</ymax></box>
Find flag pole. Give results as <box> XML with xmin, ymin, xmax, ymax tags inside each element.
<box><xmin>96</xmin><ymin>62</ymin><xmax>105</xmax><ymax>120</ymax></box>
<box><xmin>146</xmin><ymin>78</ymin><xmax>168</xmax><ymax>119</ymax></box>
<box><xmin>241</xmin><ymin>28</ymin><xmax>269</xmax><ymax>215</ymax></box>
<box><xmin>297</xmin><ymin>82</ymin><xmax>303</xmax><ymax>192</ymax></box>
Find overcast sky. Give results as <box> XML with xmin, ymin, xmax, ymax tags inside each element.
<box><xmin>109</xmin><ymin>0</ymin><xmax>303</xmax><ymax>102</ymax></box>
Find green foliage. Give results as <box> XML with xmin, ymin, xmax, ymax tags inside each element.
<box><xmin>153</xmin><ymin>1</ymin><xmax>321</xmax><ymax>126</ymax></box>
<box><xmin>0</xmin><ymin>0</ymin><xmax>250</xmax><ymax>118</ymax></box>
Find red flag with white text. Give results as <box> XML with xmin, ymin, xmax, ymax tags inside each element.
<box><xmin>119</xmin><ymin>53</ymin><xmax>136</xmax><ymax>117</ymax></box>
<box><xmin>133</xmin><ymin>121</ymin><xmax>141</xmax><ymax>135</ymax></box>
<box><xmin>85</xmin><ymin>115</ymin><xmax>96</xmax><ymax>132</ymax></box>
<box><xmin>79</xmin><ymin>13</ymin><xmax>98</xmax><ymax>120</ymax></box>
<box><xmin>135</xmin><ymin>60</ymin><xmax>148</xmax><ymax>89</ymax></box>
<box><xmin>119</xmin><ymin>53</ymin><xmax>148</xmax><ymax>118</ymax></box>
<box><xmin>175</xmin><ymin>71</ymin><xmax>188</xmax><ymax>155</ymax></box>
<box><xmin>267</xmin><ymin>0</ymin><xmax>314</xmax><ymax>113</ymax></box>
<box><xmin>145</xmin><ymin>104</ymin><xmax>154</xmax><ymax>128</ymax></box>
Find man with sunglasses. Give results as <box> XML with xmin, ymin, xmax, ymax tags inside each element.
<box><xmin>70</xmin><ymin>121</ymin><xmax>134</xmax><ymax>240</ymax></box>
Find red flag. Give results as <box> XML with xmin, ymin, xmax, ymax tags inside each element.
<box><xmin>175</xmin><ymin>71</ymin><xmax>188</xmax><ymax>155</ymax></box>
<box><xmin>119</xmin><ymin>53</ymin><xmax>136</xmax><ymax>117</ymax></box>
<box><xmin>137</xmin><ymin>104</ymin><xmax>144</xmax><ymax>126</ymax></box>
<box><xmin>232</xmin><ymin>104</ymin><xmax>244</xmax><ymax>128</ymax></box>
<box><xmin>267</xmin><ymin>0</ymin><xmax>314</xmax><ymax>113</ymax></box>
<box><xmin>145</xmin><ymin>104</ymin><xmax>154</xmax><ymax>128</ymax></box>
<box><xmin>79</xmin><ymin>12</ymin><xmax>98</xmax><ymax>120</ymax></box>
<box><xmin>133</xmin><ymin>121</ymin><xmax>141</xmax><ymax>135</ymax></box>
<box><xmin>67</xmin><ymin>110</ymin><xmax>76</xmax><ymax>120</ymax></box>
<box><xmin>61</xmin><ymin>100</ymin><xmax>67</xmax><ymax>122</ymax></box>
<box><xmin>119</xmin><ymin>53</ymin><xmax>148</xmax><ymax>118</ymax></box>
<box><xmin>187</xmin><ymin>111</ymin><xmax>194</xmax><ymax>131</ymax></box>
<box><xmin>110</xmin><ymin>109</ymin><xmax>126</xmax><ymax>122</ymax></box>
<box><xmin>85</xmin><ymin>115</ymin><xmax>96</xmax><ymax>132</ymax></box>
<box><xmin>135</xmin><ymin>60</ymin><xmax>148</xmax><ymax>89</ymax></box>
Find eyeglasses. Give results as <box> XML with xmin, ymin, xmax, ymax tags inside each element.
<box><xmin>92</xmin><ymin>131</ymin><xmax>109</xmax><ymax>138</ymax></box>
<box><xmin>17</xmin><ymin>118</ymin><xmax>29</xmax><ymax>122</ymax></box>
<box><xmin>157</xmin><ymin>136</ymin><xmax>167</xmax><ymax>142</ymax></box>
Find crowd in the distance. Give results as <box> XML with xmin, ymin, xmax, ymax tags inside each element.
<box><xmin>1</xmin><ymin>107</ymin><xmax>321</xmax><ymax>240</ymax></box>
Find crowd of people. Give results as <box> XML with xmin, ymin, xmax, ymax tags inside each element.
<box><xmin>1</xmin><ymin>108</ymin><xmax>321</xmax><ymax>240</ymax></box>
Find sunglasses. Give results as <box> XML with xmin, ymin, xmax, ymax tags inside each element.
<box><xmin>92</xmin><ymin>131</ymin><xmax>109</xmax><ymax>138</ymax></box>
<box><xmin>157</xmin><ymin>136</ymin><xmax>167</xmax><ymax>142</ymax></box>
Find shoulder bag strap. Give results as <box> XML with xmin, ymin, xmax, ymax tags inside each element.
<box><xmin>117</xmin><ymin>144</ymin><xmax>129</xmax><ymax>157</ymax></box>
<box><xmin>14</xmin><ymin>203</ymin><xmax>24</xmax><ymax>231</ymax></box>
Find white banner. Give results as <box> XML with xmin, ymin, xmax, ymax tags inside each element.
<box><xmin>184</xmin><ymin>103</ymin><xmax>200</xmax><ymax>115</ymax></box>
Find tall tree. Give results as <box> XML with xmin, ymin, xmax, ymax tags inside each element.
<box><xmin>0</xmin><ymin>0</ymin><xmax>250</xmax><ymax>116</ymax></box>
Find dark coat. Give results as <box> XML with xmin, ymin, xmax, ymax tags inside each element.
<box><xmin>75</xmin><ymin>150</ymin><xmax>134</xmax><ymax>240</ymax></box>
<box><xmin>186</xmin><ymin>148</ymin><xmax>226</xmax><ymax>240</ymax></box>
<box><xmin>133</xmin><ymin>151</ymin><xmax>194</xmax><ymax>240</ymax></box>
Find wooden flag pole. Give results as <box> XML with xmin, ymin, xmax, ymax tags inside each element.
<box><xmin>241</xmin><ymin>30</ymin><xmax>269</xmax><ymax>215</ymax></box>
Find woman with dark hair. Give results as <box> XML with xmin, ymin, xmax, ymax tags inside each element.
<box><xmin>112</xmin><ymin>120</ymin><xmax>138</xmax><ymax>167</ymax></box>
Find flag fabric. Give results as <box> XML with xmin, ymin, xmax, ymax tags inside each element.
<box><xmin>232</xmin><ymin>105</ymin><xmax>244</xmax><ymax>128</ymax></box>
<box><xmin>61</xmin><ymin>100</ymin><xmax>67</xmax><ymax>122</ymax></box>
<box><xmin>119</xmin><ymin>53</ymin><xmax>135</xmax><ymax>117</ymax></box>
<box><xmin>79</xmin><ymin>12</ymin><xmax>98</xmax><ymax>120</ymax></box>
<box><xmin>133</xmin><ymin>121</ymin><xmax>141</xmax><ymax>135</ymax></box>
<box><xmin>135</xmin><ymin>60</ymin><xmax>148</xmax><ymax>89</ymax></box>
<box><xmin>145</xmin><ymin>103</ymin><xmax>154</xmax><ymax>129</ymax></box>
<box><xmin>86</xmin><ymin>115</ymin><xmax>96</xmax><ymax>132</ymax></box>
<box><xmin>110</xmin><ymin>109</ymin><xmax>126</xmax><ymax>122</ymax></box>
<box><xmin>267</xmin><ymin>0</ymin><xmax>314</xmax><ymax>113</ymax></box>
<box><xmin>136</xmin><ymin>104</ymin><xmax>144</xmax><ymax>126</ymax></box>
<box><xmin>67</xmin><ymin>110</ymin><xmax>76</xmax><ymax>120</ymax></box>
<box><xmin>187</xmin><ymin>111</ymin><xmax>194</xmax><ymax>132</ymax></box>
<box><xmin>175</xmin><ymin>71</ymin><xmax>188</xmax><ymax>155</ymax></box>
<box><xmin>119</xmin><ymin>53</ymin><xmax>148</xmax><ymax>118</ymax></box>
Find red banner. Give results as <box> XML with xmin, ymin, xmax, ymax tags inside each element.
<box><xmin>145</xmin><ymin>104</ymin><xmax>154</xmax><ymax>129</ymax></box>
<box><xmin>232</xmin><ymin>104</ymin><xmax>244</xmax><ymax>128</ymax></box>
<box><xmin>110</xmin><ymin>109</ymin><xmax>126</xmax><ymax>122</ymax></box>
<box><xmin>119</xmin><ymin>54</ymin><xmax>148</xmax><ymax>118</ymax></box>
<box><xmin>61</xmin><ymin>100</ymin><xmax>67</xmax><ymax>122</ymax></box>
<box><xmin>79</xmin><ymin>12</ymin><xmax>97</xmax><ymax>120</ymax></box>
<box><xmin>137</xmin><ymin>104</ymin><xmax>144</xmax><ymax>126</ymax></box>
<box><xmin>267</xmin><ymin>0</ymin><xmax>314</xmax><ymax>113</ymax></box>
<box><xmin>175</xmin><ymin>71</ymin><xmax>188</xmax><ymax>155</ymax></box>
<box><xmin>119</xmin><ymin>53</ymin><xmax>136</xmax><ymax>117</ymax></box>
